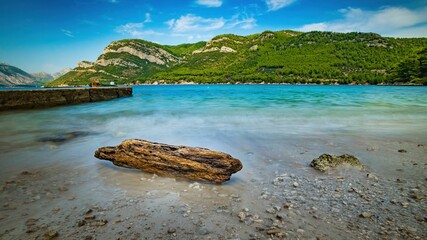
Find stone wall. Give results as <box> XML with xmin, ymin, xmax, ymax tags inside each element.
<box><xmin>0</xmin><ymin>87</ymin><xmax>132</xmax><ymax>111</ymax></box>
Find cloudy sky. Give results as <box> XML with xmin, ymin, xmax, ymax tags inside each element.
<box><xmin>1</xmin><ymin>0</ymin><xmax>426</xmax><ymax>73</ymax></box>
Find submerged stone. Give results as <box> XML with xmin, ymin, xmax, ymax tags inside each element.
<box><xmin>38</xmin><ymin>131</ymin><xmax>93</xmax><ymax>144</ymax></box>
<box><xmin>310</xmin><ymin>154</ymin><xmax>364</xmax><ymax>172</ymax></box>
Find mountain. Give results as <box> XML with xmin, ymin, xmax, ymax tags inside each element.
<box><xmin>0</xmin><ymin>63</ymin><xmax>36</xmax><ymax>86</ymax></box>
<box><xmin>48</xmin><ymin>30</ymin><xmax>427</xmax><ymax>86</ymax></box>
<box><xmin>32</xmin><ymin>68</ymin><xmax>72</xmax><ymax>85</ymax></box>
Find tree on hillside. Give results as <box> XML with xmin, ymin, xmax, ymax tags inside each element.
<box><xmin>389</xmin><ymin>48</ymin><xmax>427</xmax><ymax>85</ymax></box>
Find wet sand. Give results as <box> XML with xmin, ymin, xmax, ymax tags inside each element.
<box><xmin>0</xmin><ymin>132</ymin><xmax>426</xmax><ymax>240</ymax></box>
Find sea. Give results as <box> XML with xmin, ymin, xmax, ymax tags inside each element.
<box><xmin>0</xmin><ymin>85</ymin><xmax>426</xmax><ymax>180</ymax></box>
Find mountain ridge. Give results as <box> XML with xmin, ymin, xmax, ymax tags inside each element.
<box><xmin>0</xmin><ymin>63</ymin><xmax>36</xmax><ymax>86</ymax></box>
<box><xmin>49</xmin><ymin>30</ymin><xmax>427</xmax><ymax>86</ymax></box>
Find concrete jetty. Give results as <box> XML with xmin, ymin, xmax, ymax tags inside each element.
<box><xmin>0</xmin><ymin>87</ymin><xmax>132</xmax><ymax>111</ymax></box>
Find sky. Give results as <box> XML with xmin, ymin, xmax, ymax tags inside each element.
<box><xmin>1</xmin><ymin>0</ymin><xmax>426</xmax><ymax>73</ymax></box>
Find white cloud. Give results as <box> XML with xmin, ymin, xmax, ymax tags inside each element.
<box><xmin>61</xmin><ymin>29</ymin><xmax>74</xmax><ymax>38</ymax></box>
<box><xmin>167</xmin><ymin>14</ymin><xmax>225</xmax><ymax>32</ymax></box>
<box><xmin>144</xmin><ymin>13</ymin><xmax>152</xmax><ymax>23</ymax></box>
<box><xmin>196</xmin><ymin>0</ymin><xmax>222</xmax><ymax>7</ymax></box>
<box><xmin>228</xmin><ymin>15</ymin><xmax>257</xmax><ymax>30</ymax></box>
<box><xmin>116</xmin><ymin>22</ymin><xmax>144</xmax><ymax>37</ymax></box>
<box><xmin>265</xmin><ymin>0</ymin><xmax>296</xmax><ymax>12</ymax></box>
<box><xmin>297</xmin><ymin>6</ymin><xmax>427</xmax><ymax>37</ymax></box>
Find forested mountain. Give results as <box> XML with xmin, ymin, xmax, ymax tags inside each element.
<box><xmin>49</xmin><ymin>30</ymin><xmax>427</xmax><ymax>86</ymax></box>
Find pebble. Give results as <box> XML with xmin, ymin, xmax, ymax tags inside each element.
<box><xmin>267</xmin><ymin>228</ymin><xmax>282</xmax><ymax>235</ymax></box>
<box><xmin>409</xmin><ymin>194</ymin><xmax>424</xmax><ymax>201</ymax></box>
<box><xmin>198</xmin><ymin>226</ymin><xmax>210</xmax><ymax>235</ymax></box>
<box><xmin>293</xmin><ymin>182</ymin><xmax>299</xmax><ymax>188</ymax></box>
<box><xmin>398</xmin><ymin>149</ymin><xmax>407</xmax><ymax>153</ymax></box>
<box><xmin>94</xmin><ymin>219</ymin><xmax>108</xmax><ymax>226</ymax></box>
<box><xmin>44</xmin><ymin>228</ymin><xmax>58</xmax><ymax>239</ymax></box>
<box><xmin>367</xmin><ymin>173</ymin><xmax>379</xmax><ymax>181</ymax></box>
<box><xmin>58</xmin><ymin>186</ymin><xmax>68</xmax><ymax>192</ymax></box>
<box><xmin>238</xmin><ymin>212</ymin><xmax>246</xmax><ymax>221</ymax></box>
<box><xmin>360</xmin><ymin>212</ymin><xmax>372</xmax><ymax>218</ymax></box>
<box><xmin>167</xmin><ymin>228</ymin><xmax>176</xmax><ymax>234</ymax></box>
<box><xmin>266</xmin><ymin>208</ymin><xmax>276</xmax><ymax>214</ymax></box>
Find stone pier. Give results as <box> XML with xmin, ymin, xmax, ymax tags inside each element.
<box><xmin>0</xmin><ymin>87</ymin><xmax>132</xmax><ymax>111</ymax></box>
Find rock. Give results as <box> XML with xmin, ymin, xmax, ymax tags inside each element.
<box><xmin>293</xmin><ymin>182</ymin><xmax>299</xmax><ymax>187</ymax></box>
<box><xmin>238</xmin><ymin>212</ymin><xmax>246</xmax><ymax>222</ymax></box>
<box><xmin>38</xmin><ymin>131</ymin><xmax>93</xmax><ymax>144</ymax></box>
<box><xmin>77</xmin><ymin>220</ymin><xmax>87</xmax><ymax>227</ymax></box>
<box><xmin>167</xmin><ymin>228</ymin><xmax>176</xmax><ymax>234</ymax></box>
<box><xmin>367</xmin><ymin>173</ymin><xmax>379</xmax><ymax>181</ymax></box>
<box><xmin>94</xmin><ymin>219</ymin><xmax>108</xmax><ymax>226</ymax></box>
<box><xmin>398</xmin><ymin>149</ymin><xmax>407</xmax><ymax>153</ymax></box>
<box><xmin>58</xmin><ymin>186</ymin><xmax>68</xmax><ymax>192</ymax></box>
<box><xmin>409</xmin><ymin>194</ymin><xmax>424</xmax><ymax>201</ymax></box>
<box><xmin>310</xmin><ymin>154</ymin><xmax>364</xmax><ymax>172</ymax></box>
<box><xmin>95</xmin><ymin>139</ymin><xmax>243</xmax><ymax>183</ymax></box>
<box><xmin>360</xmin><ymin>212</ymin><xmax>372</xmax><ymax>218</ymax></box>
<box><xmin>198</xmin><ymin>226</ymin><xmax>210</xmax><ymax>235</ymax></box>
<box><xmin>85</xmin><ymin>215</ymin><xmax>96</xmax><ymax>220</ymax></box>
<box><xmin>44</xmin><ymin>228</ymin><xmax>58</xmax><ymax>239</ymax></box>
<box><xmin>267</xmin><ymin>228</ymin><xmax>282</xmax><ymax>235</ymax></box>
<box><xmin>25</xmin><ymin>218</ymin><xmax>38</xmax><ymax>226</ymax></box>
<box><xmin>266</xmin><ymin>207</ymin><xmax>276</xmax><ymax>214</ymax></box>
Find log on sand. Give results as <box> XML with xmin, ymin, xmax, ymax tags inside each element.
<box><xmin>94</xmin><ymin>139</ymin><xmax>243</xmax><ymax>183</ymax></box>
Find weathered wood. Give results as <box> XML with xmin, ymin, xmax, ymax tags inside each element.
<box><xmin>94</xmin><ymin>139</ymin><xmax>243</xmax><ymax>183</ymax></box>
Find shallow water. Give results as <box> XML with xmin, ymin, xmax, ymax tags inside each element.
<box><xmin>0</xmin><ymin>85</ymin><xmax>426</xmax><ymax>239</ymax></box>
<box><xmin>1</xmin><ymin>85</ymin><xmax>426</xmax><ymax>173</ymax></box>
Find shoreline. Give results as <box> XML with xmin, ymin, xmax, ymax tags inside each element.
<box><xmin>0</xmin><ymin>134</ymin><xmax>425</xmax><ymax>240</ymax></box>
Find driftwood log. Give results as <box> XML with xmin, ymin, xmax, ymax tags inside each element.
<box><xmin>94</xmin><ymin>139</ymin><xmax>243</xmax><ymax>183</ymax></box>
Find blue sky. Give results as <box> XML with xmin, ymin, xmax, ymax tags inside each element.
<box><xmin>1</xmin><ymin>0</ymin><xmax>426</xmax><ymax>73</ymax></box>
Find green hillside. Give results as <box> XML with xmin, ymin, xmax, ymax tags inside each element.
<box><xmin>49</xmin><ymin>30</ymin><xmax>427</xmax><ymax>86</ymax></box>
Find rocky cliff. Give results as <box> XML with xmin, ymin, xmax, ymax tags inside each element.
<box><xmin>49</xmin><ymin>39</ymin><xmax>182</xmax><ymax>86</ymax></box>
<box><xmin>49</xmin><ymin>30</ymin><xmax>427</xmax><ymax>86</ymax></box>
<box><xmin>0</xmin><ymin>63</ymin><xmax>36</xmax><ymax>86</ymax></box>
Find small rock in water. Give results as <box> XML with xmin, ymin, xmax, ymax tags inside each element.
<box><xmin>398</xmin><ymin>149</ymin><xmax>407</xmax><ymax>153</ymax></box>
<box><xmin>310</xmin><ymin>154</ymin><xmax>363</xmax><ymax>171</ymax></box>
<box><xmin>360</xmin><ymin>212</ymin><xmax>372</xmax><ymax>218</ymax></box>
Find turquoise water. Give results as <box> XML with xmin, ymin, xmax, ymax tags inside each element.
<box><xmin>0</xmin><ymin>85</ymin><xmax>426</xmax><ymax>178</ymax></box>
